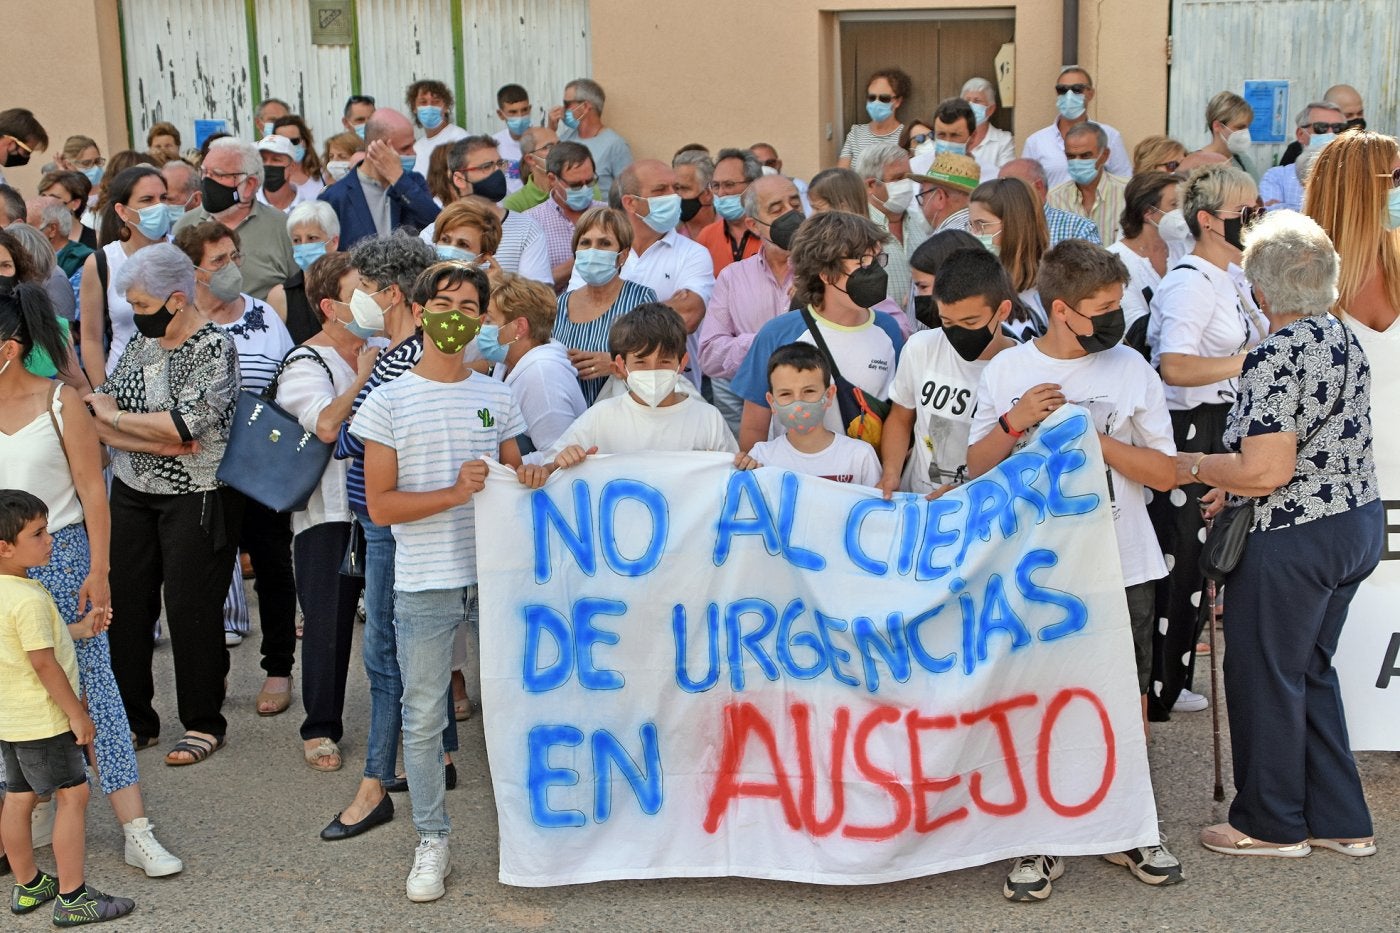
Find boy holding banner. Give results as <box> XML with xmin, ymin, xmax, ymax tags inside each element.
<box><xmin>966</xmin><ymin>240</ymin><xmax>1183</xmax><ymax>900</ymax></box>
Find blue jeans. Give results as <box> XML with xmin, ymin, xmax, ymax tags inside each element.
<box><xmin>395</xmin><ymin>585</ymin><xmax>474</xmax><ymax>838</ymax></box>
<box><xmin>359</xmin><ymin>515</ymin><xmax>458</xmax><ymax>784</ymax></box>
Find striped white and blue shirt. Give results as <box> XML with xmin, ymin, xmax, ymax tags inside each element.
<box><xmin>349</xmin><ymin>370</ymin><xmax>523</xmax><ymax>592</ymax></box>
<box><xmin>553</xmin><ymin>279</ymin><xmax>656</xmax><ymax>405</ymax></box>
<box><xmin>218</xmin><ymin>295</ymin><xmax>293</xmax><ymax>393</ymax></box>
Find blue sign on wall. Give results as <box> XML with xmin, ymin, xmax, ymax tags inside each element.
<box><xmin>1243</xmin><ymin>80</ymin><xmax>1290</xmax><ymax>144</ymax></box>
<box><xmin>194</xmin><ymin>120</ymin><xmax>229</xmax><ymax>150</ymax></box>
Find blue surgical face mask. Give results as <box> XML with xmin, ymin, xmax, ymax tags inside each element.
<box><xmin>353</xmin><ymin>123</ymin><xmax>366</xmax><ymax>140</ymax></box>
<box><xmin>82</xmin><ymin>165</ymin><xmax>104</xmax><ymax>186</ymax></box>
<box><xmin>562</xmin><ymin>107</ymin><xmax>581</xmax><ymax>130</ymax></box>
<box><xmin>475</xmin><ymin>323</ymin><xmax>516</xmax><ymax>363</ymax></box>
<box><xmin>866</xmin><ymin>99</ymin><xmax>894</xmax><ymax>123</ymax></box>
<box><xmin>575</xmin><ymin>248</ymin><xmax>620</xmax><ymax>286</ymax></box>
<box><xmin>290</xmin><ymin>143</ymin><xmax>306</xmax><ymax>163</ymax></box>
<box><xmin>1306</xmin><ymin>132</ymin><xmax>1335</xmax><ymax>151</ymax></box>
<box><xmin>968</xmin><ymin>101</ymin><xmax>988</xmax><ymax>126</ymax></box>
<box><xmin>975</xmin><ymin>231</ymin><xmax>1000</xmax><ymax>257</ymax></box>
<box><xmin>436</xmin><ymin>244</ymin><xmax>477</xmax><ymax>263</ymax></box>
<box><xmin>506</xmin><ymin>115</ymin><xmax>531</xmax><ymax>136</ymax></box>
<box><xmin>293</xmin><ymin>241</ymin><xmax>328</xmax><ymax>271</ymax></box>
<box><xmin>1066</xmin><ymin>158</ymin><xmax>1100</xmax><ymax>185</ymax></box>
<box><xmin>398</xmin><ymin>154</ymin><xmax>417</xmax><ymax>176</ymax></box>
<box><xmin>563</xmin><ymin>183</ymin><xmax>593</xmax><ymax>211</ymax></box>
<box><xmin>638</xmin><ymin>193</ymin><xmax>682</xmax><ymax>234</ymax></box>
<box><xmin>417</xmin><ymin>106</ymin><xmax>445</xmax><ymax>131</ymax></box>
<box><xmin>165</xmin><ymin>204</ymin><xmax>186</xmax><ymax>226</ymax></box>
<box><xmin>1386</xmin><ymin>186</ymin><xmax>1400</xmax><ymax>231</ymax></box>
<box><xmin>127</xmin><ymin>203</ymin><xmax>171</xmax><ymax>240</ymax></box>
<box><xmin>1057</xmin><ymin>91</ymin><xmax>1087</xmax><ymax>120</ymax></box>
<box><xmin>714</xmin><ymin>194</ymin><xmax>745</xmax><ymax>221</ymax></box>
<box><xmin>934</xmin><ymin>139</ymin><xmax>967</xmax><ymax>156</ymax></box>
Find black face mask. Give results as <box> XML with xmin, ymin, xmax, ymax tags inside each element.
<box><xmin>201</xmin><ymin>176</ymin><xmax>242</xmax><ymax>214</ymax></box>
<box><xmin>840</xmin><ymin>263</ymin><xmax>888</xmax><ymax>310</ymax></box>
<box><xmin>767</xmin><ymin>211</ymin><xmax>804</xmax><ymax>252</ymax></box>
<box><xmin>1346</xmin><ymin>117</ymin><xmax>1366</xmax><ymax>132</ymax></box>
<box><xmin>0</xmin><ymin>274</ymin><xmax>16</xmax><ymax>295</ymax></box>
<box><xmin>679</xmin><ymin>196</ymin><xmax>704</xmax><ymax>223</ymax></box>
<box><xmin>133</xmin><ymin>302</ymin><xmax>177</xmax><ymax>339</ymax></box>
<box><xmin>1072</xmin><ymin>307</ymin><xmax>1125</xmax><ymax>353</ymax></box>
<box><xmin>4</xmin><ymin>146</ymin><xmax>30</xmax><ymax>168</ymax></box>
<box><xmin>262</xmin><ymin>165</ymin><xmax>288</xmax><ymax>193</ymax></box>
<box><xmin>1219</xmin><ymin>215</ymin><xmax>1245</xmax><ymax>250</ymax></box>
<box><xmin>472</xmin><ymin>169</ymin><xmax>508</xmax><ymax>204</ymax></box>
<box><xmin>944</xmin><ymin>319</ymin><xmax>996</xmax><ymax>361</ymax></box>
<box><xmin>913</xmin><ymin>294</ymin><xmax>941</xmax><ymax>329</ymax></box>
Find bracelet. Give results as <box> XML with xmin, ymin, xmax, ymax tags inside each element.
<box><xmin>998</xmin><ymin>413</ymin><xmax>1024</xmax><ymax>438</ymax></box>
<box><xmin>111</xmin><ymin>412</ymin><xmax>123</xmax><ymax>431</ymax></box>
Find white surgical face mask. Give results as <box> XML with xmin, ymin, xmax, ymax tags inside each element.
<box><xmin>1224</xmin><ymin>126</ymin><xmax>1253</xmax><ymax>155</ymax></box>
<box><xmin>1157</xmin><ymin>208</ymin><xmax>1193</xmax><ymax>246</ymax></box>
<box><xmin>625</xmin><ymin>367</ymin><xmax>681</xmax><ymax>407</ymax></box>
<box><xmin>348</xmin><ymin>287</ymin><xmax>389</xmax><ymax>336</ymax></box>
<box><xmin>327</xmin><ymin>160</ymin><xmax>351</xmax><ymax>181</ymax></box>
<box><xmin>881</xmin><ymin>177</ymin><xmax>916</xmax><ymax>214</ymax></box>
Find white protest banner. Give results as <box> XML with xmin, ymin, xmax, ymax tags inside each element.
<box><xmin>474</xmin><ymin>405</ymin><xmax>1159</xmax><ymax>887</ymax></box>
<box><xmin>1334</xmin><ymin>320</ymin><xmax>1400</xmax><ymax>750</ymax></box>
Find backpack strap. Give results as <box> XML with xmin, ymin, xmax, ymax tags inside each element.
<box><xmin>46</xmin><ymin>381</ymin><xmax>71</xmax><ymax>469</ymax></box>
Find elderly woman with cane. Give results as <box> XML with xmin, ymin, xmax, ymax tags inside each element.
<box><xmin>1177</xmin><ymin>210</ymin><xmax>1382</xmax><ymax>858</ymax></box>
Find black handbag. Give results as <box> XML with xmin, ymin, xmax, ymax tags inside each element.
<box><xmin>1199</xmin><ymin>324</ymin><xmax>1350</xmax><ymax>582</ymax></box>
<box><xmin>217</xmin><ymin>349</ymin><xmax>336</xmax><ymax>513</ymax></box>
<box><xmin>339</xmin><ymin>517</ymin><xmax>365</xmax><ymax>578</ymax></box>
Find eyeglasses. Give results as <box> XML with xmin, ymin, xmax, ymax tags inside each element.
<box><xmin>284</xmin><ymin>137</ymin><xmax>304</xmax><ymax>147</ymax></box>
<box><xmin>72</xmin><ymin>155</ymin><xmax>106</xmax><ymax>169</ymax></box>
<box><xmin>346</xmin><ymin>95</ymin><xmax>376</xmax><ymax>108</ymax></box>
<box><xmin>563</xmin><ymin>177</ymin><xmax>599</xmax><ymax>190</ymax></box>
<box><xmin>1155</xmin><ymin>160</ymin><xmax>1181</xmax><ymax>173</ymax></box>
<box><xmin>1347</xmin><ymin>117</ymin><xmax>1367</xmax><ymax>131</ymax></box>
<box><xmin>1055</xmin><ymin>83</ymin><xmax>1091</xmax><ymax>95</ymax></box>
<box><xmin>758</xmin><ymin>157</ymin><xmax>780</xmax><ymax>168</ymax></box>
<box><xmin>852</xmin><ymin>252</ymin><xmax>889</xmax><ymax>270</ymax></box>
<box><xmin>1308</xmin><ymin>122</ymin><xmax>1348</xmax><ymax>135</ymax></box>
<box><xmin>466</xmin><ymin>159</ymin><xmax>509</xmax><ymax>174</ymax></box>
<box><xmin>203</xmin><ymin>169</ymin><xmax>248</xmax><ymax>184</ymax></box>
<box><xmin>910</xmin><ymin>132</ymin><xmax>932</xmax><ymax>145</ymax></box>
<box><xmin>202</xmin><ymin>250</ymin><xmax>243</xmax><ymax>271</ymax></box>
<box><xmin>866</xmin><ymin>93</ymin><xmax>895</xmax><ymax>103</ymax></box>
<box><xmin>562</xmin><ymin>99</ymin><xmax>584</xmax><ymax>109</ymax></box>
<box><xmin>708</xmin><ymin>179</ymin><xmax>750</xmax><ymax>195</ymax></box>
<box><xmin>1376</xmin><ymin>168</ymin><xmax>1400</xmax><ymax>188</ymax></box>
<box><xmin>528</xmin><ymin>142</ymin><xmax>556</xmax><ymax>156</ymax></box>
<box><xmin>915</xmin><ymin>186</ymin><xmax>944</xmax><ymax>205</ymax></box>
<box><xmin>1217</xmin><ymin>205</ymin><xmax>1267</xmax><ymax>226</ymax></box>
<box><xmin>969</xmin><ymin>218</ymin><xmax>1003</xmax><ymax>235</ymax></box>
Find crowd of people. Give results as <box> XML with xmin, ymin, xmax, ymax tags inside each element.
<box><xmin>0</xmin><ymin>62</ymin><xmax>1392</xmax><ymax>919</ymax></box>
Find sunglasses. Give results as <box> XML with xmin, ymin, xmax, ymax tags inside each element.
<box><xmin>1308</xmin><ymin>122</ymin><xmax>1347</xmax><ymax>135</ymax></box>
<box><xmin>1219</xmin><ymin>205</ymin><xmax>1267</xmax><ymax>226</ymax></box>
<box><xmin>1348</xmin><ymin>117</ymin><xmax>1367</xmax><ymax>131</ymax></box>
<box><xmin>345</xmin><ymin>95</ymin><xmax>375</xmax><ymax>107</ymax></box>
<box><xmin>910</xmin><ymin>132</ymin><xmax>932</xmax><ymax>145</ymax></box>
<box><xmin>1156</xmin><ymin>160</ymin><xmax>1181</xmax><ymax>173</ymax></box>
<box><xmin>867</xmin><ymin>93</ymin><xmax>895</xmax><ymax>103</ymax></box>
<box><xmin>1055</xmin><ymin>83</ymin><xmax>1090</xmax><ymax>95</ymax></box>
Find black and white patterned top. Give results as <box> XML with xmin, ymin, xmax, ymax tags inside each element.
<box><xmin>1223</xmin><ymin>315</ymin><xmax>1378</xmax><ymax>532</ymax></box>
<box><xmin>99</xmin><ymin>323</ymin><xmax>240</xmax><ymax>495</ymax></box>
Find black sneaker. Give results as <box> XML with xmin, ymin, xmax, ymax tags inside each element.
<box><xmin>1003</xmin><ymin>854</ymin><xmax>1062</xmax><ymax>901</ymax></box>
<box><xmin>10</xmin><ymin>870</ymin><xmax>57</xmax><ymax>914</ymax></box>
<box><xmin>52</xmin><ymin>885</ymin><xmax>135</xmax><ymax>926</ymax></box>
<box><xmin>1102</xmin><ymin>842</ymin><xmax>1184</xmax><ymax>885</ymax></box>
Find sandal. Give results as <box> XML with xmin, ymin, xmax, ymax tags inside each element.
<box><xmin>131</xmin><ymin>733</ymin><xmax>159</xmax><ymax>751</ymax></box>
<box><xmin>256</xmin><ymin>681</ymin><xmax>292</xmax><ymax>717</ymax></box>
<box><xmin>1200</xmin><ymin>822</ymin><xmax>1311</xmax><ymax>857</ymax></box>
<box><xmin>164</xmin><ymin>733</ymin><xmax>225</xmax><ymax>767</ymax></box>
<box><xmin>304</xmin><ymin>737</ymin><xmax>343</xmax><ymax>773</ymax></box>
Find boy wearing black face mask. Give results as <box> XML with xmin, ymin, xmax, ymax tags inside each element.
<box><xmin>966</xmin><ymin>239</ymin><xmax>1183</xmax><ymax>900</ymax></box>
<box><xmin>879</xmin><ymin>248</ymin><xmax>1016</xmax><ymax>498</ymax></box>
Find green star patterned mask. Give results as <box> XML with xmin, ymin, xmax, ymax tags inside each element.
<box><xmin>421</xmin><ymin>308</ymin><xmax>481</xmax><ymax>354</ymax></box>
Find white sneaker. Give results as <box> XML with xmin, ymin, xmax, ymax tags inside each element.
<box><xmin>1173</xmin><ymin>689</ymin><xmax>1209</xmax><ymax>713</ymax></box>
<box><xmin>31</xmin><ymin>798</ymin><xmax>55</xmax><ymax>848</ymax></box>
<box><xmin>123</xmin><ymin>817</ymin><xmax>184</xmax><ymax>877</ymax></box>
<box><xmin>406</xmin><ymin>838</ymin><xmax>451</xmax><ymax>902</ymax></box>
<box><xmin>225</xmin><ymin>631</ymin><xmax>243</xmax><ymax>646</ymax></box>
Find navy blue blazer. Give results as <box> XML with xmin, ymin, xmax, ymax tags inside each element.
<box><xmin>318</xmin><ymin>168</ymin><xmax>440</xmax><ymax>249</ymax></box>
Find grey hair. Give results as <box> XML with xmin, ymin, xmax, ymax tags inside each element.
<box><xmin>1296</xmin><ymin>100</ymin><xmax>1344</xmax><ymax>127</ymax></box>
<box><xmin>1241</xmin><ymin>209</ymin><xmax>1339</xmax><ymax>316</ymax></box>
<box><xmin>5</xmin><ymin>222</ymin><xmax>56</xmax><ymax>278</ymax></box>
<box><xmin>349</xmin><ymin>231</ymin><xmax>436</xmax><ymax>295</ymax></box>
<box><xmin>672</xmin><ymin>149</ymin><xmax>714</xmax><ymax>188</ymax></box>
<box><xmin>715</xmin><ymin>148</ymin><xmax>763</xmax><ymax>184</ymax></box>
<box><xmin>961</xmin><ymin>76</ymin><xmax>996</xmax><ymax>101</ymax></box>
<box><xmin>286</xmin><ymin>200</ymin><xmax>340</xmax><ymax>239</ymax></box>
<box><xmin>28</xmin><ymin>196</ymin><xmax>72</xmax><ymax>236</ymax></box>
<box><xmin>1181</xmin><ymin>163</ymin><xmax>1256</xmax><ymax>238</ymax></box>
<box><xmin>741</xmin><ymin>174</ymin><xmax>794</xmax><ymax>220</ymax></box>
<box><xmin>1058</xmin><ymin>64</ymin><xmax>1093</xmax><ymax>84</ymax></box>
<box><xmin>518</xmin><ymin>126</ymin><xmax>545</xmax><ymax>155</ymax></box>
<box><xmin>113</xmin><ymin>241</ymin><xmax>195</xmax><ymax>300</ymax></box>
<box><xmin>161</xmin><ymin>159</ymin><xmax>198</xmax><ymax>195</ymax></box>
<box><xmin>1065</xmin><ymin>121</ymin><xmax>1108</xmax><ymax>152</ymax></box>
<box><xmin>853</xmin><ymin>143</ymin><xmax>908</xmax><ymax>181</ymax></box>
<box><xmin>566</xmin><ymin>78</ymin><xmax>605</xmax><ymax>114</ymax></box>
<box><xmin>207</xmin><ymin>137</ymin><xmax>263</xmax><ymax>185</ymax></box>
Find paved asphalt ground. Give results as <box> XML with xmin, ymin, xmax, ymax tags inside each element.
<box><xmin>12</xmin><ymin>586</ymin><xmax>1399</xmax><ymax>932</ymax></box>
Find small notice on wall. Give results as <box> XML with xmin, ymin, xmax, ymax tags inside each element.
<box><xmin>1243</xmin><ymin>80</ymin><xmax>1289</xmax><ymax>144</ymax></box>
<box><xmin>311</xmin><ymin>0</ymin><xmax>353</xmax><ymax>46</ymax></box>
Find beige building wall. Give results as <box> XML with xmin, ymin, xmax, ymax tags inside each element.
<box><xmin>0</xmin><ymin>0</ymin><xmax>128</xmax><ymax>195</ymax></box>
<box><xmin>589</xmin><ymin>0</ymin><xmax>1168</xmax><ymax>179</ymax></box>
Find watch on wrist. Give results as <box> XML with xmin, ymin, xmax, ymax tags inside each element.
<box><xmin>1190</xmin><ymin>454</ymin><xmax>1206</xmax><ymax>479</ymax></box>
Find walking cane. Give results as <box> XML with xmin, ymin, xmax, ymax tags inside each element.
<box><xmin>1201</xmin><ymin>505</ymin><xmax>1225</xmax><ymax>802</ymax></box>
